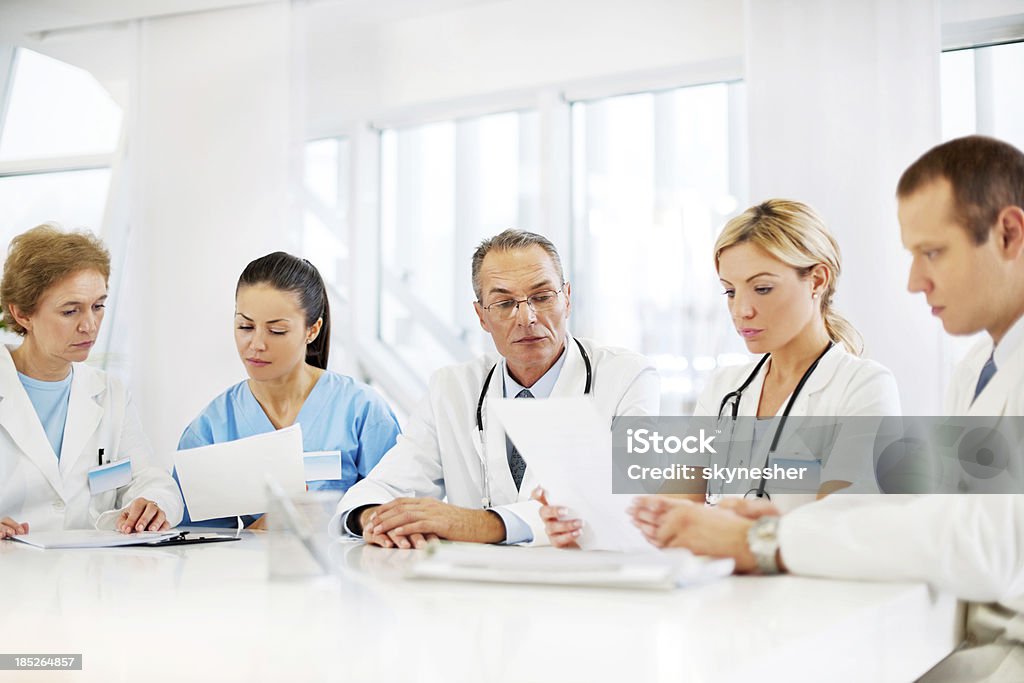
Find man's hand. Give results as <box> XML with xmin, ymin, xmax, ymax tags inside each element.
<box><xmin>1</xmin><ymin>517</ymin><xmax>29</xmax><ymax>539</ymax></box>
<box><xmin>531</xmin><ymin>487</ymin><xmax>581</xmax><ymax>549</ymax></box>
<box><xmin>364</xmin><ymin>498</ymin><xmax>506</xmax><ymax>548</ymax></box>
<box><xmin>118</xmin><ymin>498</ymin><xmax>170</xmax><ymax>534</ymax></box>
<box><xmin>358</xmin><ymin>505</ymin><xmax>433</xmax><ymax>549</ymax></box>
<box><xmin>628</xmin><ymin>495</ymin><xmax>775</xmax><ymax>573</ymax></box>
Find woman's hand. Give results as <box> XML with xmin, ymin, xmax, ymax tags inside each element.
<box><xmin>531</xmin><ymin>487</ymin><xmax>582</xmax><ymax>549</ymax></box>
<box><xmin>1</xmin><ymin>517</ymin><xmax>29</xmax><ymax>539</ymax></box>
<box><xmin>118</xmin><ymin>498</ymin><xmax>170</xmax><ymax>533</ymax></box>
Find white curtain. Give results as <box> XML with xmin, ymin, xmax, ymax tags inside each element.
<box><xmin>745</xmin><ymin>0</ymin><xmax>945</xmax><ymax>414</ymax></box>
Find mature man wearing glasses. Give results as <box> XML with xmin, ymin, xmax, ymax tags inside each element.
<box><xmin>331</xmin><ymin>229</ymin><xmax>660</xmax><ymax>547</ymax></box>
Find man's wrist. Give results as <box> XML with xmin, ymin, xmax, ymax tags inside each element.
<box><xmin>479</xmin><ymin>509</ymin><xmax>507</xmax><ymax>544</ymax></box>
<box><xmin>350</xmin><ymin>505</ymin><xmax>378</xmax><ymax>535</ymax></box>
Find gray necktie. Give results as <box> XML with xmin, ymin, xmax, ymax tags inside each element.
<box><xmin>972</xmin><ymin>353</ymin><xmax>997</xmax><ymax>403</ymax></box>
<box><xmin>506</xmin><ymin>388</ymin><xmax>533</xmax><ymax>490</ymax></box>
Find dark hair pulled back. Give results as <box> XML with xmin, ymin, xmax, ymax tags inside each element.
<box><xmin>237</xmin><ymin>252</ymin><xmax>331</xmax><ymax>369</ymax></box>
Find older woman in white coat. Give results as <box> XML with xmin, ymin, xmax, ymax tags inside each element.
<box><xmin>539</xmin><ymin>199</ymin><xmax>902</xmax><ymax>546</ymax></box>
<box><xmin>0</xmin><ymin>225</ymin><xmax>182</xmax><ymax>538</ymax></box>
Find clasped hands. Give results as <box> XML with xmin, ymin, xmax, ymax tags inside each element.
<box><xmin>359</xmin><ymin>498</ymin><xmax>506</xmax><ymax>550</ymax></box>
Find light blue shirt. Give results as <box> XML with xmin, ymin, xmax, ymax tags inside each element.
<box><xmin>176</xmin><ymin>370</ymin><xmax>401</xmax><ymax>528</ymax></box>
<box><xmin>494</xmin><ymin>347</ymin><xmax>568</xmax><ymax>544</ymax></box>
<box><xmin>19</xmin><ymin>369</ymin><xmax>73</xmax><ymax>461</ymax></box>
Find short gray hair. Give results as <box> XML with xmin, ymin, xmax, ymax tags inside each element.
<box><xmin>471</xmin><ymin>229</ymin><xmax>564</xmax><ymax>301</ymax></box>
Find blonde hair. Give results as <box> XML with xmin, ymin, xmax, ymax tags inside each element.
<box><xmin>1</xmin><ymin>224</ymin><xmax>111</xmax><ymax>335</ymax></box>
<box><xmin>714</xmin><ymin>199</ymin><xmax>862</xmax><ymax>355</ymax></box>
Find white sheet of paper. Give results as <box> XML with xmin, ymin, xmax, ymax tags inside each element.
<box><xmin>11</xmin><ymin>530</ymin><xmax>178</xmax><ymax>549</ymax></box>
<box><xmin>489</xmin><ymin>397</ymin><xmax>653</xmax><ymax>553</ymax></box>
<box><xmin>174</xmin><ymin>424</ymin><xmax>306</xmax><ymax>521</ymax></box>
<box><xmin>409</xmin><ymin>543</ymin><xmax>732</xmax><ymax>589</ymax></box>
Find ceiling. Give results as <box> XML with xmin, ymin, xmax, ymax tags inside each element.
<box><xmin>0</xmin><ymin>0</ymin><xmax>502</xmax><ymax>40</ymax></box>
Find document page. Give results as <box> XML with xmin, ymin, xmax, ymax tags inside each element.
<box><xmin>489</xmin><ymin>397</ymin><xmax>652</xmax><ymax>553</ymax></box>
<box><xmin>11</xmin><ymin>530</ymin><xmax>178</xmax><ymax>549</ymax></box>
<box><xmin>174</xmin><ymin>424</ymin><xmax>306</xmax><ymax>521</ymax></box>
<box><xmin>409</xmin><ymin>542</ymin><xmax>733</xmax><ymax>589</ymax></box>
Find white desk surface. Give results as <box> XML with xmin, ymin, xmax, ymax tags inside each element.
<box><xmin>0</xmin><ymin>530</ymin><xmax>960</xmax><ymax>683</ymax></box>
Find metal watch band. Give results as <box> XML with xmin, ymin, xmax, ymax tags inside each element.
<box><xmin>747</xmin><ymin>516</ymin><xmax>781</xmax><ymax>575</ymax></box>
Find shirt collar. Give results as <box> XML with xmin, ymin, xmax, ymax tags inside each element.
<box><xmin>993</xmin><ymin>312</ymin><xmax>1024</xmax><ymax>370</ymax></box>
<box><xmin>502</xmin><ymin>345</ymin><xmax>567</xmax><ymax>399</ymax></box>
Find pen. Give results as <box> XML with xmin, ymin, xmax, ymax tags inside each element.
<box><xmin>97</xmin><ymin>448</ymin><xmax>104</xmax><ymax>466</ymax></box>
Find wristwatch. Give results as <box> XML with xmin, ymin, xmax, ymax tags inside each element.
<box><xmin>746</xmin><ymin>516</ymin><xmax>781</xmax><ymax>574</ymax></box>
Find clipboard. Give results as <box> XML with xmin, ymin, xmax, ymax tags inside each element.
<box><xmin>142</xmin><ymin>531</ymin><xmax>241</xmax><ymax>547</ymax></box>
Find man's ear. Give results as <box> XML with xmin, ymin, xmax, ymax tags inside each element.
<box><xmin>474</xmin><ymin>301</ymin><xmax>490</xmax><ymax>333</ymax></box>
<box><xmin>562</xmin><ymin>282</ymin><xmax>572</xmax><ymax>319</ymax></box>
<box><xmin>997</xmin><ymin>205</ymin><xmax>1024</xmax><ymax>261</ymax></box>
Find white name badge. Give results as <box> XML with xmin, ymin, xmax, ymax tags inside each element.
<box><xmin>303</xmin><ymin>451</ymin><xmax>342</xmax><ymax>482</ymax></box>
<box><xmin>88</xmin><ymin>459</ymin><xmax>132</xmax><ymax>495</ymax></box>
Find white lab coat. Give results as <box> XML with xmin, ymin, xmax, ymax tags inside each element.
<box><xmin>0</xmin><ymin>345</ymin><xmax>183</xmax><ymax>531</ymax></box>
<box><xmin>694</xmin><ymin>345</ymin><xmax>901</xmax><ymax>504</ymax></box>
<box><xmin>332</xmin><ymin>337</ymin><xmax>660</xmax><ymax>544</ymax></box>
<box><xmin>694</xmin><ymin>344</ymin><xmax>902</xmax><ymax>418</ymax></box>
<box><xmin>779</xmin><ymin>320</ymin><xmax>1024</xmax><ymax>682</ymax></box>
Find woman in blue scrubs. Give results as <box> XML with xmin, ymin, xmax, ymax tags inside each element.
<box><xmin>177</xmin><ymin>252</ymin><xmax>400</xmax><ymax>527</ymax></box>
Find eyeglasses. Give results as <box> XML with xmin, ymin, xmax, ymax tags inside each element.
<box><xmin>481</xmin><ymin>285</ymin><xmax>565</xmax><ymax>320</ymax></box>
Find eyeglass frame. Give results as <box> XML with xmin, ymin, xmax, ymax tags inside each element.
<box><xmin>478</xmin><ymin>282</ymin><xmax>568</xmax><ymax>319</ymax></box>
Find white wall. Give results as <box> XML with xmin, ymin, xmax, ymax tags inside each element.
<box><xmin>305</xmin><ymin>0</ymin><xmax>744</xmax><ymax>129</ymax></box>
<box><xmin>746</xmin><ymin>0</ymin><xmax>945</xmax><ymax>413</ymax></box>
<box><xmin>126</xmin><ymin>2</ymin><xmax>294</xmax><ymax>463</ymax></box>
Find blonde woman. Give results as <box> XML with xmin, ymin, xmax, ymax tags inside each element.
<box><xmin>691</xmin><ymin>199</ymin><xmax>899</xmax><ymax>421</ymax></box>
<box><xmin>541</xmin><ymin>199</ymin><xmax>901</xmax><ymax>547</ymax></box>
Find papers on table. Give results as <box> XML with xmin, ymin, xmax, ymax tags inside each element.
<box><xmin>10</xmin><ymin>530</ymin><xmax>179</xmax><ymax>549</ymax></box>
<box><xmin>174</xmin><ymin>424</ymin><xmax>306</xmax><ymax>521</ymax></box>
<box><xmin>409</xmin><ymin>542</ymin><xmax>734</xmax><ymax>590</ymax></box>
<box><xmin>489</xmin><ymin>397</ymin><xmax>651</xmax><ymax>553</ymax></box>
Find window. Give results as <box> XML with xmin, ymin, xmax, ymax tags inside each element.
<box><xmin>301</xmin><ymin>136</ymin><xmax>351</xmax><ymax>299</ymax></box>
<box><xmin>379</xmin><ymin>110</ymin><xmax>541</xmax><ymax>384</ymax></box>
<box><xmin>0</xmin><ymin>48</ymin><xmax>121</xmax><ymax>250</ymax></box>
<box><xmin>941</xmin><ymin>41</ymin><xmax>1024</xmax><ymax>148</ymax></box>
<box><xmin>939</xmin><ymin>40</ymin><xmax>1024</xmax><ymax>367</ymax></box>
<box><xmin>571</xmin><ymin>82</ymin><xmax>748</xmax><ymax>412</ymax></box>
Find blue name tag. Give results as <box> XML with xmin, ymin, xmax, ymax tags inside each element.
<box><xmin>88</xmin><ymin>459</ymin><xmax>132</xmax><ymax>495</ymax></box>
<box><xmin>303</xmin><ymin>451</ymin><xmax>342</xmax><ymax>482</ymax></box>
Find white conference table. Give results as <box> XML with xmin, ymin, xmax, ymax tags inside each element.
<box><xmin>1</xmin><ymin>530</ymin><xmax>960</xmax><ymax>683</ymax></box>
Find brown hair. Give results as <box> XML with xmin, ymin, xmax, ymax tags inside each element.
<box><xmin>715</xmin><ymin>199</ymin><xmax>863</xmax><ymax>355</ymax></box>
<box><xmin>897</xmin><ymin>135</ymin><xmax>1024</xmax><ymax>245</ymax></box>
<box><xmin>1</xmin><ymin>224</ymin><xmax>111</xmax><ymax>335</ymax></box>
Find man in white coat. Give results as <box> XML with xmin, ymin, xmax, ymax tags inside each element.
<box><xmin>332</xmin><ymin>229</ymin><xmax>660</xmax><ymax>548</ymax></box>
<box><xmin>629</xmin><ymin>135</ymin><xmax>1024</xmax><ymax>682</ymax></box>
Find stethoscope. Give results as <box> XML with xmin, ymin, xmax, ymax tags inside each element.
<box><xmin>474</xmin><ymin>337</ymin><xmax>592</xmax><ymax>507</ymax></box>
<box><xmin>712</xmin><ymin>341</ymin><xmax>834</xmax><ymax>500</ymax></box>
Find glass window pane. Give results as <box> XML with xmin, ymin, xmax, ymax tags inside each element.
<box><xmin>986</xmin><ymin>41</ymin><xmax>1024</xmax><ymax>149</ymax></box>
<box><xmin>572</xmin><ymin>83</ymin><xmax>747</xmax><ymax>411</ymax></box>
<box><xmin>379</xmin><ymin>110</ymin><xmax>541</xmax><ymax>371</ymax></box>
<box><xmin>0</xmin><ymin>168</ymin><xmax>112</xmax><ymax>251</ymax></box>
<box><xmin>940</xmin><ymin>50</ymin><xmax>976</xmax><ymax>141</ymax></box>
<box><xmin>0</xmin><ymin>49</ymin><xmax>122</xmax><ymax>160</ymax></box>
<box><xmin>302</xmin><ymin>137</ymin><xmax>350</xmax><ymax>300</ymax></box>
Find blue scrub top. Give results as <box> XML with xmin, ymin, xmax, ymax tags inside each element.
<box><xmin>176</xmin><ymin>370</ymin><xmax>401</xmax><ymax>527</ymax></box>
